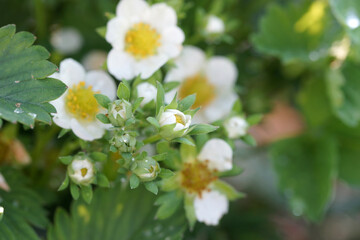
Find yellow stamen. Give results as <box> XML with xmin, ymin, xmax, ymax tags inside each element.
<box><xmin>65</xmin><ymin>81</ymin><xmax>100</xmax><ymax>122</ymax></box>
<box><xmin>178</xmin><ymin>74</ymin><xmax>216</xmax><ymax>109</ymax></box>
<box><xmin>175</xmin><ymin>114</ymin><xmax>185</xmax><ymax>125</ymax></box>
<box><xmin>80</xmin><ymin>168</ymin><xmax>88</xmax><ymax>177</ymax></box>
<box><xmin>125</xmin><ymin>22</ymin><xmax>161</xmax><ymax>59</ymax></box>
<box><xmin>180</xmin><ymin>161</ymin><xmax>217</xmax><ymax>197</ymax></box>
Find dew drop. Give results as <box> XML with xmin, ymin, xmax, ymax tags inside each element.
<box><xmin>14</xmin><ymin>108</ymin><xmax>24</xmax><ymax>114</ymax></box>
<box><xmin>28</xmin><ymin>112</ymin><xmax>37</xmax><ymax>119</ymax></box>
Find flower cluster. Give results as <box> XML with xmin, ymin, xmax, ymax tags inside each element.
<box><xmin>52</xmin><ymin>0</ymin><xmax>254</xmax><ymax>227</ymax></box>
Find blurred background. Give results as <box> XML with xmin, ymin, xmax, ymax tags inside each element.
<box><xmin>2</xmin><ymin>0</ymin><xmax>360</xmax><ymax>239</ymax></box>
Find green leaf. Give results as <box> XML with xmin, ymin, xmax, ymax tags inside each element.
<box><xmin>152</xmin><ymin>153</ymin><xmax>167</xmax><ymax>161</ymax></box>
<box><xmin>58</xmin><ymin>128</ymin><xmax>70</xmax><ymax>139</ymax></box>
<box><xmin>59</xmin><ymin>156</ymin><xmax>73</xmax><ymax>165</ymax></box>
<box><xmin>156</xmin><ymin>82</ymin><xmax>165</xmax><ymax>116</ymax></box>
<box><xmin>270</xmin><ymin>134</ymin><xmax>337</xmax><ymax>221</ymax></box>
<box><xmin>96</xmin><ymin>26</ymin><xmax>106</xmax><ymax>38</ymax></box>
<box><xmin>48</xmin><ymin>185</ymin><xmax>187</xmax><ymax>240</ymax></box>
<box><xmin>329</xmin><ymin>0</ymin><xmax>360</xmax><ymax>45</ymax></box>
<box><xmin>187</xmin><ymin>124</ymin><xmax>218</xmax><ymax>135</ymax></box>
<box><xmin>90</xmin><ymin>152</ymin><xmax>107</xmax><ymax>162</ymax></box>
<box><xmin>232</xmin><ymin>99</ymin><xmax>242</xmax><ymax>113</ymax></box>
<box><xmin>94</xmin><ymin>94</ymin><xmax>111</xmax><ymax>108</ymax></box>
<box><xmin>117</xmin><ymin>82</ymin><xmax>130</xmax><ymax>100</ymax></box>
<box><xmin>247</xmin><ymin>114</ymin><xmax>263</xmax><ymax>125</ymax></box>
<box><xmin>155</xmin><ymin>191</ymin><xmax>182</xmax><ymax>219</ymax></box>
<box><xmin>159</xmin><ymin>168</ymin><xmax>175</xmax><ymax>178</ymax></box>
<box><xmin>144</xmin><ymin>181</ymin><xmax>158</xmax><ymax>195</ymax></box>
<box><xmin>132</xmin><ymin>97</ymin><xmax>144</xmax><ymax>112</ymax></box>
<box><xmin>251</xmin><ymin>1</ymin><xmax>342</xmax><ymax>62</ymax></box>
<box><xmin>172</xmin><ymin>137</ymin><xmax>195</xmax><ymax>146</ymax></box>
<box><xmin>130</xmin><ymin>174</ymin><xmax>140</xmax><ymax>189</ymax></box>
<box><xmin>212</xmin><ymin>180</ymin><xmax>245</xmax><ymax>201</ymax></box>
<box><xmin>0</xmin><ymin>167</ymin><xmax>48</xmax><ymax>240</ymax></box>
<box><xmin>81</xmin><ymin>185</ymin><xmax>93</xmax><ymax>204</ymax></box>
<box><xmin>58</xmin><ymin>175</ymin><xmax>70</xmax><ymax>191</ymax></box>
<box><xmin>326</xmin><ymin>60</ymin><xmax>360</xmax><ymax>127</ymax></box>
<box><xmin>70</xmin><ymin>182</ymin><xmax>80</xmax><ymax>200</ymax></box>
<box><xmin>216</xmin><ymin>165</ymin><xmax>243</xmax><ymax>177</ymax></box>
<box><xmin>97</xmin><ymin>174</ymin><xmax>110</xmax><ymax>188</ymax></box>
<box><xmin>298</xmin><ymin>77</ymin><xmax>332</xmax><ymax>126</ymax></box>
<box><xmin>177</xmin><ymin>94</ymin><xmax>196</xmax><ymax>112</ymax></box>
<box><xmin>184</xmin><ymin>194</ymin><xmax>196</xmax><ymax>230</ymax></box>
<box><xmin>242</xmin><ymin>134</ymin><xmax>257</xmax><ymax>146</ymax></box>
<box><xmin>163</xmin><ymin>81</ymin><xmax>180</xmax><ymax>92</ymax></box>
<box><xmin>0</xmin><ymin>25</ymin><xmax>67</xmax><ymax>126</ymax></box>
<box><xmin>96</xmin><ymin>113</ymin><xmax>110</xmax><ymax>124</ymax></box>
<box><xmin>146</xmin><ymin>116</ymin><xmax>160</xmax><ymax>129</ymax></box>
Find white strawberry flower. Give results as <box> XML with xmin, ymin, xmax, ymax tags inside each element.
<box><xmin>180</xmin><ymin>138</ymin><xmax>233</xmax><ymax>225</ymax></box>
<box><xmin>205</xmin><ymin>15</ymin><xmax>225</xmax><ymax>35</ymax></box>
<box><xmin>165</xmin><ymin>46</ymin><xmax>238</xmax><ymax>123</ymax></box>
<box><xmin>137</xmin><ymin>82</ymin><xmax>157</xmax><ymax>107</ymax></box>
<box><xmin>224</xmin><ymin>116</ymin><xmax>248</xmax><ymax>139</ymax></box>
<box><xmin>50</xmin><ymin>59</ymin><xmax>117</xmax><ymax>141</ymax></box>
<box><xmin>106</xmin><ymin>0</ymin><xmax>185</xmax><ymax>80</ymax></box>
<box><xmin>68</xmin><ymin>158</ymin><xmax>95</xmax><ymax>186</ymax></box>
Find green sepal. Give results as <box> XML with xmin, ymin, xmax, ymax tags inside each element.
<box><xmin>96</xmin><ymin>114</ymin><xmax>110</xmax><ymax>124</ymax></box>
<box><xmin>156</xmin><ymin>81</ymin><xmax>165</xmax><ymax>116</ymax></box>
<box><xmin>130</xmin><ymin>174</ymin><xmax>140</xmax><ymax>189</ymax></box>
<box><xmin>90</xmin><ymin>152</ymin><xmax>107</xmax><ymax>162</ymax></box>
<box><xmin>117</xmin><ymin>81</ymin><xmax>130</xmax><ymax>100</ymax></box>
<box><xmin>70</xmin><ymin>182</ymin><xmax>80</xmax><ymax>200</ymax></box>
<box><xmin>59</xmin><ymin>156</ymin><xmax>73</xmax><ymax>165</ymax></box>
<box><xmin>144</xmin><ymin>181</ymin><xmax>158</xmax><ymax>195</ymax></box>
<box><xmin>188</xmin><ymin>124</ymin><xmax>218</xmax><ymax>135</ymax></box>
<box><xmin>94</xmin><ymin>94</ymin><xmax>111</xmax><ymax>108</ymax></box>
<box><xmin>147</xmin><ymin>116</ymin><xmax>160</xmax><ymax>129</ymax></box>
<box><xmin>212</xmin><ymin>180</ymin><xmax>245</xmax><ymax>201</ymax></box>
<box><xmin>81</xmin><ymin>185</ymin><xmax>93</xmax><ymax>204</ymax></box>
<box><xmin>177</xmin><ymin>94</ymin><xmax>196</xmax><ymax>112</ymax></box>
<box><xmin>58</xmin><ymin>175</ymin><xmax>69</xmax><ymax>191</ymax></box>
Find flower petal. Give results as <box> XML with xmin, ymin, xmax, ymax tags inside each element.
<box><xmin>51</xmin><ymin>95</ymin><xmax>72</xmax><ymax>129</ymax></box>
<box><xmin>165</xmin><ymin>46</ymin><xmax>206</xmax><ymax>83</ymax></box>
<box><xmin>107</xmin><ymin>49</ymin><xmax>136</xmax><ymax>80</ymax></box>
<box><xmin>145</xmin><ymin>3</ymin><xmax>177</xmax><ymax>31</ymax></box>
<box><xmin>59</xmin><ymin>58</ymin><xmax>86</xmax><ymax>87</ymax></box>
<box><xmin>106</xmin><ymin>17</ymin><xmax>130</xmax><ymax>49</ymax></box>
<box><xmin>70</xmin><ymin>119</ymin><xmax>105</xmax><ymax>141</ymax></box>
<box><xmin>201</xmin><ymin>92</ymin><xmax>238</xmax><ymax>123</ymax></box>
<box><xmin>198</xmin><ymin>138</ymin><xmax>233</xmax><ymax>171</ymax></box>
<box><xmin>85</xmin><ymin>70</ymin><xmax>117</xmax><ymax>100</ymax></box>
<box><xmin>134</xmin><ymin>54</ymin><xmax>168</xmax><ymax>79</ymax></box>
<box><xmin>159</xmin><ymin>26</ymin><xmax>184</xmax><ymax>58</ymax></box>
<box><xmin>194</xmin><ymin>191</ymin><xmax>229</xmax><ymax>226</ymax></box>
<box><xmin>204</xmin><ymin>57</ymin><xmax>237</xmax><ymax>91</ymax></box>
<box><xmin>116</xmin><ymin>0</ymin><xmax>148</xmax><ymax>20</ymax></box>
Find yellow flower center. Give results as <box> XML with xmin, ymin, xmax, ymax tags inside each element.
<box><xmin>80</xmin><ymin>168</ymin><xmax>88</xmax><ymax>177</ymax></box>
<box><xmin>125</xmin><ymin>22</ymin><xmax>161</xmax><ymax>59</ymax></box>
<box><xmin>180</xmin><ymin>161</ymin><xmax>217</xmax><ymax>196</ymax></box>
<box><xmin>65</xmin><ymin>81</ymin><xmax>100</xmax><ymax>122</ymax></box>
<box><xmin>178</xmin><ymin>74</ymin><xmax>216</xmax><ymax>109</ymax></box>
<box><xmin>175</xmin><ymin>114</ymin><xmax>185</xmax><ymax>125</ymax></box>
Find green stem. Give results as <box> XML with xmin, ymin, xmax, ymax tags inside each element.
<box><xmin>33</xmin><ymin>0</ymin><xmax>47</xmax><ymax>41</ymax></box>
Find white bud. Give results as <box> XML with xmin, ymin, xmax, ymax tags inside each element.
<box><xmin>137</xmin><ymin>82</ymin><xmax>157</xmax><ymax>107</ymax></box>
<box><xmin>50</xmin><ymin>27</ymin><xmax>83</xmax><ymax>55</ymax></box>
<box><xmin>68</xmin><ymin>159</ymin><xmax>95</xmax><ymax>185</ymax></box>
<box><xmin>205</xmin><ymin>15</ymin><xmax>225</xmax><ymax>35</ymax></box>
<box><xmin>224</xmin><ymin>116</ymin><xmax>248</xmax><ymax>139</ymax></box>
<box><xmin>159</xmin><ymin>109</ymin><xmax>192</xmax><ymax>140</ymax></box>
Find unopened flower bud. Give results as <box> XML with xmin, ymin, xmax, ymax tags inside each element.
<box><xmin>110</xmin><ymin>132</ymin><xmax>136</xmax><ymax>152</ymax></box>
<box><xmin>159</xmin><ymin>109</ymin><xmax>191</xmax><ymax>140</ymax></box>
<box><xmin>133</xmin><ymin>157</ymin><xmax>160</xmax><ymax>182</ymax></box>
<box><xmin>137</xmin><ymin>82</ymin><xmax>157</xmax><ymax>107</ymax></box>
<box><xmin>224</xmin><ymin>116</ymin><xmax>248</xmax><ymax>139</ymax></box>
<box><xmin>68</xmin><ymin>158</ymin><xmax>95</xmax><ymax>186</ymax></box>
<box><xmin>108</xmin><ymin>100</ymin><xmax>133</xmax><ymax>127</ymax></box>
